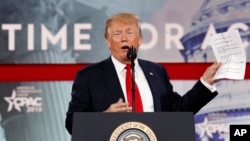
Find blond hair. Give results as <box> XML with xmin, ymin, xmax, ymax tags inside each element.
<box><xmin>104</xmin><ymin>13</ymin><xmax>142</xmax><ymax>39</ymax></box>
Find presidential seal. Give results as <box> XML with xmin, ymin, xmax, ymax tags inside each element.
<box><xmin>109</xmin><ymin>121</ymin><xmax>157</xmax><ymax>141</ymax></box>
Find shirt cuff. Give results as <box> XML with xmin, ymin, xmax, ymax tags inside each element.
<box><xmin>200</xmin><ymin>77</ymin><xmax>217</xmax><ymax>93</ymax></box>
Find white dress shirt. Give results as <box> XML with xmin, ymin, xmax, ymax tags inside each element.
<box><xmin>111</xmin><ymin>56</ymin><xmax>154</xmax><ymax>112</ymax></box>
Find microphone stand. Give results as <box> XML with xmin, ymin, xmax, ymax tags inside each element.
<box><xmin>131</xmin><ymin>57</ymin><xmax>136</xmax><ymax>112</ymax></box>
<box><xmin>127</xmin><ymin>46</ymin><xmax>137</xmax><ymax>112</ymax></box>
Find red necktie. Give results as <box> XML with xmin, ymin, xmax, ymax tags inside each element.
<box><xmin>125</xmin><ymin>64</ymin><xmax>143</xmax><ymax>112</ymax></box>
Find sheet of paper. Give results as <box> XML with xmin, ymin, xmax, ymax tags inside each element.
<box><xmin>209</xmin><ymin>30</ymin><xmax>246</xmax><ymax>80</ymax></box>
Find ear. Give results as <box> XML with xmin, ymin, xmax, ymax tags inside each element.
<box><xmin>105</xmin><ymin>38</ymin><xmax>111</xmax><ymax>49</ymax></box>
<box><xmin>138</xmin><ymin>35</ymin><xmax>143</xmax><ymax>46</ymax></box>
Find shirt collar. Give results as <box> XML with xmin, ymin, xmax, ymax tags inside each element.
<box><xmin>111</xmin><ymin>55</ymin><xmax>139</xmax><ymax>73</ymax></box>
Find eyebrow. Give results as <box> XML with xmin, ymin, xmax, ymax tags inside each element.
<box><xmin>114</xmin><ymin>28</ymin><xmax>134</xmax><ymax>32</ymax></box>
<box><xmin>126</xmin><ymin>28</ymin><xmax>133</xmax><ymax>32</ymax></box>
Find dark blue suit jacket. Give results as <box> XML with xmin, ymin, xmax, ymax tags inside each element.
<box><xmin>65</xmin><ymin>57</ymin><xmax>218</xmax><ymax>134</ymax></box>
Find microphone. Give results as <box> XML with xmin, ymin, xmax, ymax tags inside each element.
<box><xmin>127</xmin><ymin>46</ymin><xmax>137</xmax><ymax>60</ymax></box>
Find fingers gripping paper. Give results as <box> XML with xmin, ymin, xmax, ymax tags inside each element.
<box><xmin>210</xmin><ymin>30</ymin><xmax>246</xmax><ymax>80</ymax></box>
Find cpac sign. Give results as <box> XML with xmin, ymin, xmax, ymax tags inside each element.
<box><xmin>1</xmin><ymin>22</ymin><xmax>249</xmax><ymax>51</ymax></box>
<box><xmin>4</xmin><ymin>90</ymin><xmax>42</xmax><ymax>113</ymax></box>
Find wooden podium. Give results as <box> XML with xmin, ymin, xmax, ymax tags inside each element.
<box><xmin>71</xmin><ymin>112</ymin><xmax>195</xmax><ymax>141</ymax></box>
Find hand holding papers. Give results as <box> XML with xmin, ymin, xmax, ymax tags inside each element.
<box><xmin>210</xmin><ymin>30</ymin><xmax>246</xmax><ymax>80</ymax></box>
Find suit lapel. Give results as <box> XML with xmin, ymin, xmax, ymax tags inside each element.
<box><xmin>102</xmin><ymin>57</ymin><xmax>125</xmax><ymax>102</ymax></box>
<box><xmin>138</xmin><ymin>59</ymin><xmax>162</xmax><ymax>111</ymax></box>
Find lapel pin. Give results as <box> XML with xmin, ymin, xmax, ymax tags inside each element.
<box><xmin>149</xmin><ymin>72</ymin><xmax>154</xmax><ymax>76</ymax></box>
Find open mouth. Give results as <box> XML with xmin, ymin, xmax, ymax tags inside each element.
<box><xmin>121</xmin><ymin>46</ymin><xmax>130</xmax><ymax>50</ymax></box>
<box><xmin>121</xmin><ymin>46</ymin><xmax>130</xmax><ymax>52</ymax></box>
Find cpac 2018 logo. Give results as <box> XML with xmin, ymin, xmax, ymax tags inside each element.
<box><xmin>4</xmin><ymin>86</ymin><xmax>43</xmax><ymax>113</ymax></box>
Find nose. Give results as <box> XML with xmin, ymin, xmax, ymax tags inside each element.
<box><xmin>121</xmin><ymin>33</ymin><xmax>128</xmax><ymax>42</ymax></box>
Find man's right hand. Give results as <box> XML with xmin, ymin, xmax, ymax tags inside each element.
<box><xmin>104</xmin><ymin>98</ymin><xmax>132</xmax><ymax>112</ymax></box>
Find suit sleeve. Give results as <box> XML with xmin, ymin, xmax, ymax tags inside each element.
<box><xmin>160</xmin><ymin>65</ymin><xmax>218</xmax><ymax>114</ymax></box>
<box><xmin>65</xmin><ymin>71</ymin><xmax>92</xmax><ymax>134</ymax></box>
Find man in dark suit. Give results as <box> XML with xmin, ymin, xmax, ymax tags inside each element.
<box><xmin>65</xmin><ymin>13</ymin><xmax>221</xmax><ymax>134</ymax></box>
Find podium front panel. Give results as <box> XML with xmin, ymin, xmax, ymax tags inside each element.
<box><xmin>72</xmin><ymin>112</ymin><xmax>195</xmax><ymax>141</ymax></box>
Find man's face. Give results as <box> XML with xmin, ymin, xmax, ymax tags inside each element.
<box><xmin>105</xmin><ymin>21</ymin><xmax>142</xmax><ymax>64</ymax></box>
